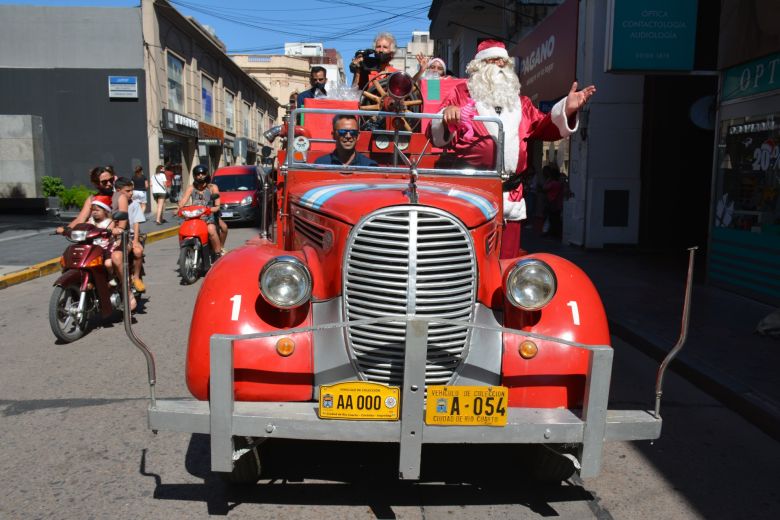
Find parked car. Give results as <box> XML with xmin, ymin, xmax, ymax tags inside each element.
<box><xmin>211</xmin><ymin>165</ymin><xmax>261</xmax><ymax>225</ymax></box>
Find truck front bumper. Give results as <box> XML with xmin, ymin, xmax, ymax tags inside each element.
<box><xmin>148</xmin><ymin>318</ymin><xmax>662</xmax><ymax>479</ymax></box>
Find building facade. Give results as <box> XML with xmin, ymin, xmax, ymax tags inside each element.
<box><xmin>0</xmin><ymin>0</ymin><xmax>279</xmax><ymax>208</ymax></box>
<box><xmin>230</xmin><ymin>54</ymin><xmax>312</xmax><ymax>114</ymax></box>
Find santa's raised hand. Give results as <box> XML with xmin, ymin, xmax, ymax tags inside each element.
<box><xmin>565</xmin><ymin>81</ymin><xmax>596</xmax><ymax>118</ymax></box>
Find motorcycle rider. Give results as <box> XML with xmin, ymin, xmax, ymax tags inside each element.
<box><xmin>178</xmin><ymin>165</ymin><xmax>225</xmax><ymax>257</ymax></box>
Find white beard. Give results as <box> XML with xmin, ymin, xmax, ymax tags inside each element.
<box><xmin>467</xmin><ymin>60</ymin><xmax>523</xmax><ymax>173</ymax></box>
<box><xmin>467</xmin><ymin>61</ymin><xmax>521</xmax><ymax>111</ymax></box>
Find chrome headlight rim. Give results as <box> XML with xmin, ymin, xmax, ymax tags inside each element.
<box><xmin>258</xmin><ymin>255</ymin><xmax>312</xmax><ymax>309</ymax></box>
<box><xmin>505</xmin><ymin>258</ymin><xmax>557</xmax><ymax>311</ymax></box>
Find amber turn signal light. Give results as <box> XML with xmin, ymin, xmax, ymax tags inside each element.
<box><xmin>519</xmin><ymin>340</ymin><xmax>538</xmax><ymax>359</ymax></box>
<box><xmin>276</xmin><ymin>337</ymin><xmax>295</xmax><ymax>357</ymax></box>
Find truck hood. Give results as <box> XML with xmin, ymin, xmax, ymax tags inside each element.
<box><xmin>290</xmin><ymin>180</ymin><xmax>498</xmax><ymax>228</ymax></box>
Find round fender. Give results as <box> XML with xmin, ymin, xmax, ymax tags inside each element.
<box><xmin>186</xmin><ymin>244</ymin><xmax>314</xmax><ymax>401</ymax></box>
<box><xmin>501</xmin><ymin>253</ymin><xmax>610</xmax><ymax>408</ymax></box>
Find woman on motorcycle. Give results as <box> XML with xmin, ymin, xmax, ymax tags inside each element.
<box><xmin>177</xmin><ymin>164</ymin><xmax>225</xmax><ymax>257</ymax></box>
<box><xmin>56</xmin><ymin>166</ymin><xmax>128</xmax><ymax>236</ymax></box>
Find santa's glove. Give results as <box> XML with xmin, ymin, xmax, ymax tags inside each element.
<box><xmin>450</xmin><ymin>99</ymin><xmax>476</xmax><ymax>140</ymax></box>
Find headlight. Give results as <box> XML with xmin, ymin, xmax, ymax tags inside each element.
<box><xmin>182</xmin><ymin>208</ymin><xmax>205</xmax><ymax>218</ymax></box>
<box><xmin>240</xmin><ymin>195</ymin><xmax>254</xmax><ymax>206</ymax></box>
<box><xmin>259</xmin><ymin>256</ymin><xmax>312</xmax><ymax>309</ymax></box>
<box><xmin>505</xmin><ymin>259</ymin><xmax>557</xmax><ymax>310</ymax></box>
<box><xmin>70</xmin><ymin>230</ymin><xmax>88</xmax><ymax>242</ymax></box>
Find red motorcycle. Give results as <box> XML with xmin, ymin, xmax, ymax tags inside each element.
<box><xmin>49</xmin><ymin>223</ymin><xmax>126</xmax><ymax>342</ymax></box>
<box><xmin>177</xmin><ymin>205</ymin><xmax>214</xmax><ymax>284</ymax></box>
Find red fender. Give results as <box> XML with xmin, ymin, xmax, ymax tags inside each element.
<box><xmin>500</xmin><ymin>253</ymin><xmax>610</xmax><ymax>408</ymax></box>
<box><xmin>186</xmin><ymin>244</ymin><xmax>314</xmax><ymax>401</ymax></box>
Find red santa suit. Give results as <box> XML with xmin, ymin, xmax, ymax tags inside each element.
<box><xmin>428</xmin><ymin>76</ymin><xmax>577</xmax><ymax>258</ymax></box>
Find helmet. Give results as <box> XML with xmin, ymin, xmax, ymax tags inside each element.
<box><xmin>192</xmin><ymin>164</ymin><xmax>210</xmax><ymax>183</ymax></box>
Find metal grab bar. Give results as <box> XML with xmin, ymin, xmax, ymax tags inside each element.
<box><xmin>120</xmin><ymin>230</ymin><xmax>157</xmax><ymax>406</ymax></box>
<box><xmin>654</xmin><ymin>246</ymin><xmax>697</xmax><ymax>418</ymax></box>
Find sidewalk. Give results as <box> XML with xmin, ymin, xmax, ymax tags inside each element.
<box><xmin>522</xmin><ymin>228</ymin><xmax>780</xmax><ymax>442</ymax></box>
<box><xmin>0</xmin><ymin>207</ymin><xmax>180</xmax><ymax>286</ymax></box>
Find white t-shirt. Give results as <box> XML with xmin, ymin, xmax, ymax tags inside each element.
<box><xmin>129</xmin><ymin>201</ymin><xmax>146</xmax><ymax>226</ymax></box>
<box><xmin>151</xmin><ymin>172</ymin><xmax>167</xmax><ymax>195</ymax></box>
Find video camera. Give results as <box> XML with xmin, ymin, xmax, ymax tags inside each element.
<box><xmin>350</xmin><ymin>49</ymin><xmax>381</xmax><ymax>74</ymax></box>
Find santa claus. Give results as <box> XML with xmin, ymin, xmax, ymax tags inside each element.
<box><xmin>429</xmin><ymin>39</ymin><xmax>595</xmax><ymax>256</ymax></box>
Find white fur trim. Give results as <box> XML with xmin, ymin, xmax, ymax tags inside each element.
<box><xmin>550</xmin><ymin>97</ymin><xmax>578</xmax><ymax>137</ymax></box>
<box><xmin>475</xmin><ymin>101</ymin><xmax>522</xmax><ymax>174</ymax></box>
<box><xmin>430</xmin><ymin>108</ymin><xmax>452</xmax><ymax>147</ymax></box>
<box><xmin>503</xmin><ymin>192</ymin><xmax>526</xmax><ymax>221</ymax></box>
<box><xmin>474</xmin><ymin>46</ymin><xmax>509</xmax><ymax>62</ymax></box>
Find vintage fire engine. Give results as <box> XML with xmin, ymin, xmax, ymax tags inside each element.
<box><xmin>122</xmin><ymin>73</ymin><xmax>693</xmax><ymax>484</ymax></box>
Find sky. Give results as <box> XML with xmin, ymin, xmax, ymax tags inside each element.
<box><xmin>5</xmin><ymin>0</ymin><xmax>434</xmax><ymax>70</ymax></box>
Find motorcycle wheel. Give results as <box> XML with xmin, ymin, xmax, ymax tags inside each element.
<box><xmin>178</xmin><ymin>246</ymin><xmax>199</xmax><ymax>285</ymax></box>
<box><xmin>49</xmin><ymin>285</ymin><xmax>90</xmax><ymax>343</ymax></box>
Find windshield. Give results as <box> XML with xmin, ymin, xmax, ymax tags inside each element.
<box><xmin>213</xmin><ymin>173</ymin><xmax>257</xmax><ymax>191</ymax></box>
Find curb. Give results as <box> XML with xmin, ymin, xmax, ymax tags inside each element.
<box><xmin>0</xmin><ymin>225</ymin><xmax>180</xmax><ymax>291</ymax></box>
<box><xmin>609</xmin><ymin>319</ymin><xmax>780</xmax><ymax>443</ymax></box>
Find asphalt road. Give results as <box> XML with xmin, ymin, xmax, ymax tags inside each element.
<box><xmin>1</xmin><ymin>226</ymin><xmax>778</xmax><ymax>519</ymax></box>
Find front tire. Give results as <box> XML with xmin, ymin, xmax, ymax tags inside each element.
<box><xmin>49</xmin><ymin>285</ymin><xmax>89</xmax><ymax>343</ymax></box>
<box><xmin>178</xmin><ymin>246</ymin><xmax>199</xmax><ymax>285</ymax></box>
<box><xmin>221</xmin><ymin>437</ymin><xmax>262</xmax><ymax>485</ymax></box>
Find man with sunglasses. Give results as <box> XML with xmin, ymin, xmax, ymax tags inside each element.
<box><xmin>315</xmin><ymin>115</ymin><xmax>377</xmax><ymax>167</ymax></box>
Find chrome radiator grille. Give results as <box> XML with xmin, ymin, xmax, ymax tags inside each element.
<box><xmin>343</xmin><ymin>207</ymin><xmax>476</xmax><ymax>386</ymax></box>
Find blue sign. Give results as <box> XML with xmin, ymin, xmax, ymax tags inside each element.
<box><xmin>607</xmin><ymin>0</ymin><xmax>698</xmax><ymax>71</ymax></box>
<box><xmin>108</xmin><ymin>75</ymin><xmax>138</xmax><ymax>99</ymax></box>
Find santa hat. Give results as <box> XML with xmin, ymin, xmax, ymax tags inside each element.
<box><xmin>91</xmin><ymin>198</ymin><xmax>111</xmax><ymax>213</ymax></box>
<box><xmin>428</xmin><ymin>57</ymin><xmax>446</xmax><ymax>70</ymax></box>
<box><xmin>474</xmin><ymin>40</ymin><xmax>509</xmax><ymax>62</ymax></box>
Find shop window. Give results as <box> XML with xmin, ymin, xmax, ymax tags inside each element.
<box><xmin>225</xmin><ymin>91</ymin><xmax>235</xmax><ymax>132</ymax></box>
<box><xmin>242</xmin><ymin>102</ymin><xmax>251</xmax><ymax>137</ymax></box>
<box><xmin>167</xmin><ymin>53</ymin><xmax>185</xmax><ymax>113</ymax></box>
<box><xmin>716</xmin><ymin>115</ymin><xmax>779</xmax><ymax>232</ymax></box>
<box><xmin>202</xmin><ymin>75</ymin><xmax>214</xmax><ymax>123</ymax></box>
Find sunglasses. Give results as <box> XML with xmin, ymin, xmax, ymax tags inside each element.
<box><xmin>336</xmin><ymin>129</ymin><xmax>359</xmax><ymax>138</ymax></box>
<box><xmin>99</xmin><ymin>179</ymin><xmax>113</xmax><ymax>185</ymax></box>
<box><xmin>312</xmin><ymin>77</ymin><xmax>327</xmax><ymax>83</ymax></box>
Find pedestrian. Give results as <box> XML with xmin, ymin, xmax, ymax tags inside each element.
<box><xmin>132</xmin><ymin>165</ymin><xmax>149</xmax><ymax>213</ymax></box>
<box><xmin>542</xmin><ymin>164</ymin><xmax>564</xmax><ymax>238</ymax></box>
<box><xmin>151</xmin><ymin>164</ymin><xmax>168</xmax><ymax>225</ymax></box>
<box><xmin>172</xmin><ymin>167</ymin><xmax>182</xmax><ymax>203</ymax></box>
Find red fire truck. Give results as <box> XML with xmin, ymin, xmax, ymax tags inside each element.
<box><xmin>123</xmin><ymin>72</ymin><xmax>692</xmax><ymax>484</ymax></box>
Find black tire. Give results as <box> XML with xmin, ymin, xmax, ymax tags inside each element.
<box><xmin>527</xmin><ymin>445</ymin><xmax>577</xmax><ymax>483</ymax></box>
<box><xmin>178</xmin><ymin>246</ymin><xmax>199</xmax><ymax>285</ymax></box>
<box><xmin>49</xmin><ymin>285</ymin><xmax>89</xmax><ymax>343</ymax></box>
<box><xmin>221</xmin><ymin>437</ymin><xmax>262</xmax><ymax>485</ymax></box>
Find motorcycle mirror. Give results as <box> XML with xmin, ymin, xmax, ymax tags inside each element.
<box><xmin>112</xmin><ymin>211</ymin><xmax>129</xmax><ymax>221</ymax></box>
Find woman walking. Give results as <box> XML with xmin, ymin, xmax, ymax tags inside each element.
<box><xmin>151</xmin><ymin>164</ymin><xmax>168</xmax><ymax>225</ymax></box>
<box><xmin>132</xmin><ymin>165</ymin><xmax>149</xmax><ymax>213</ymax></box>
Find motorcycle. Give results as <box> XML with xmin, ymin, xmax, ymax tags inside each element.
<box><xmin>177</xmin><ymin>205</ymin><xmax>215</xmax><ymax>284</ymax></box>
<box><xmin>49</xmin><ymin>222</ymin><xmax>127</xmax><ymax>343</ymax></box>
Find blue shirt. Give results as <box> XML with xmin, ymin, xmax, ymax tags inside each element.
<box><xmin>314</xmin><ymin>151</ymin><xmax>377</xmax><ymax>167</ymax></box>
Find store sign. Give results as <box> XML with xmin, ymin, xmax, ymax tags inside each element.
<box><xmin>108</xmin><ymin>76</ymin><xmax>138</xmax><ymax>99</ymax></box>
<box><xmin>199</xmin><ymin>122</ymin><xmax>224</xmax><ymax>145</ymax></box>
<box><xmin>606</xmin><ymin>0</ymin><xmax>697</xmax><ymax>71</ymax></box>
<box><xmin>162</xmin><ymin>109</ymin><xmax>198</xmax><ymax>138</ymax></box>
<box><xmin>513</xmin><ymin>0</ymin><xmax>578</xmax><ymax>104</ymax></box>
<box><xmin>722</xmin><ymin>52</ymin><xmax>780</xmax><ymax>102</ymax></box>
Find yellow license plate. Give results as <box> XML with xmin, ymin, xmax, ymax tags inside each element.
<box><xmin>318</xmin><ymin>381</ymin><xmax>400</xmax><ymax>421</ymax></box>
<box><xmin>425</xmin><ymin>386</ymin><xmax>508</xmax><ymax>426</ymax></box>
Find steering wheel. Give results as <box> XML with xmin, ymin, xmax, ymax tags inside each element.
<box><xmin>358</xmin><ymin>71</ymin><xmax>424</xmax><ymax>132</ymax></box>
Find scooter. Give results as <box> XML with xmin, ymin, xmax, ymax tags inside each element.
<box><xmin>177</xmin><ymin>205</ymin><xmax>214</xmax><ymax>284</ymax></box>
<box><xmin>49</xmin><ymin>222</ymin><xmax>126</xmax><ymax>343</ymax></box>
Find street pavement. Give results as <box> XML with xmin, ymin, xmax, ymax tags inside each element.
<box><xmin>1</xmin><ymin>211</ymin><xmax>779</xmax><ymax>443</ymax></box>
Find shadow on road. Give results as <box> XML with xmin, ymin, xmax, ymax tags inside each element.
<box><xmin>139</xmin><ymin>434</ymin><xmax>598</xmax><ymax>517</ymax></box>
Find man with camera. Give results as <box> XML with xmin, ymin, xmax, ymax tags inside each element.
<box><xmin>350</xmin><ymin>32</ymin><xmax>398</xmax><ymax>89</ymax></box>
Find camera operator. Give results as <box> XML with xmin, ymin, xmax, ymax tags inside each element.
<box><xmin>350</xmin><ymin>32</ymin><xmax>398</xmax><ymax>89</ymax></box>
